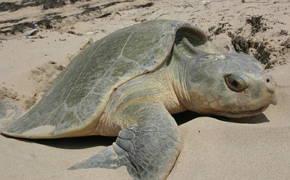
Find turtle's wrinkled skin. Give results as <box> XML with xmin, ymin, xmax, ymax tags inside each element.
<box><xmin>1</xmin><ymin>20</ymin><xmax>276</xmax><ymax>180</ymax></box>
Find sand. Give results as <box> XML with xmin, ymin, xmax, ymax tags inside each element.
<box><xmin>0</xmin><ymin>0</ymin><xmax>289</xmax><ymax>179</ymax></box>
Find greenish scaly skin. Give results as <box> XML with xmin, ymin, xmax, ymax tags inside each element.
<box><xmin>1</xmin><ymin>20</ymin><xmax>276</xmax><ymax>180</ymax></box>
<box><xmin>70</xmin><ymin>103</ymin><xmax>181</xmax><ymax>180</ymax></box>
<box><xmin>171</xmin><ymin>38</ymin><xmax>276</xmax><ymax>118</ymax></box>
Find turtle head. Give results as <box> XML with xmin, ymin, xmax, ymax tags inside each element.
<box><xmin>180</xmin><ymin>52</ymin><xmax>277</xmax><ymax>118</ymax></box>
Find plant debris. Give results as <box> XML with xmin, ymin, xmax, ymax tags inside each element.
<box><xmin>281</xmin><ymin>38</ymin><xmax>290</xmax><ymax>48</ymax></box>
<box><xmin>229</xmin><ymin>34</ymin><xmax>272</xmax><ymax>67</ymax></box>
<box><xmin>208</xmin><ymin>22</ymin><xmax>231</xmax><ymax>36</ymax></box>
<box><xmin>246</xmin><ymin>15</ymin><xmax>269</xmax><ymax>35</ymax></box>
<box><xmin>133</xmin><ymin>2</ymin><xmax>153</xmax><ymax>8</ymax></box>
<box><xmin>0</xmin><ymin>0</ymin><xmax>154</xmax><ymax>36</ymax></box>
<box><xmin>43</xmin><ymin>0</ymin><xmax>66</xmax><ymax>9</ymax></box>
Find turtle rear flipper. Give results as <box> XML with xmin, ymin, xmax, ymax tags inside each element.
<box><xmin>0</xmin><ymin>100</ymin><xmax>22</xmax><ymax>119</ymax></box>
<box><xmin>0</xmin><ymin>100</ymin><xmax>23</xmax><ymax>130</ymax></box>
<box><xmin>70</xmin><ymin>103</ymin><xmax>181</xmax><ymax>179</ymax></box>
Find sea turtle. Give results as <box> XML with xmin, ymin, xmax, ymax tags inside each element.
<box><xmin>1</xmin><ymin>20</ymin><xmax>276</xmax><ymax>179</ymax></box>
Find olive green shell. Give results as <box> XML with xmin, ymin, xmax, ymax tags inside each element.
<box><xmin>3</xmin><ymin>20</ymin><xmax>207</xmax><ymax>138</ymax></box>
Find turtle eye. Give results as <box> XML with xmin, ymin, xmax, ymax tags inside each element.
<box><xmin>224</xmin><ymin>74</ymin><xmax>248</xmax><ymax>92</ymax></box>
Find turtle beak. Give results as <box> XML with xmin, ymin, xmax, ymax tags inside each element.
<box><xmin>270</xmin><ymin>94</ymin><xmax>277</xmax><ymax>105</ymax></box>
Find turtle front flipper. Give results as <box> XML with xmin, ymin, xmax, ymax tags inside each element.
<box><xmin>70</xmin><ymin>102</ymin><xmax>181</xmax><ymax>180</ymax></box>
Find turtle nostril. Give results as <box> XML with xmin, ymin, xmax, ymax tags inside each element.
<box><xmin>266</xmin><ymin>78</ymin><xmax>270</xmax><ymax>83</ymax></box>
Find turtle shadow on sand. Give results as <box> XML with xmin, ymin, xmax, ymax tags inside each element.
<box><xmin>2</xmin><ymin>111</ymin><xmax>269</xmax><ymax>150</ymax></box>
<box><xmin>2</xmin><ymin>133</ymin><xmax>116</xmax><ymax>149</ymax></box>
<box><xmin>174</xmin><ymin>111</ymin><xmax>270</xmax><ymax>125</ymax></box>
<box><xmin>215</xmin><ymin>113</ymin><xmax>270</xmax><ymax>124</ymax></box>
